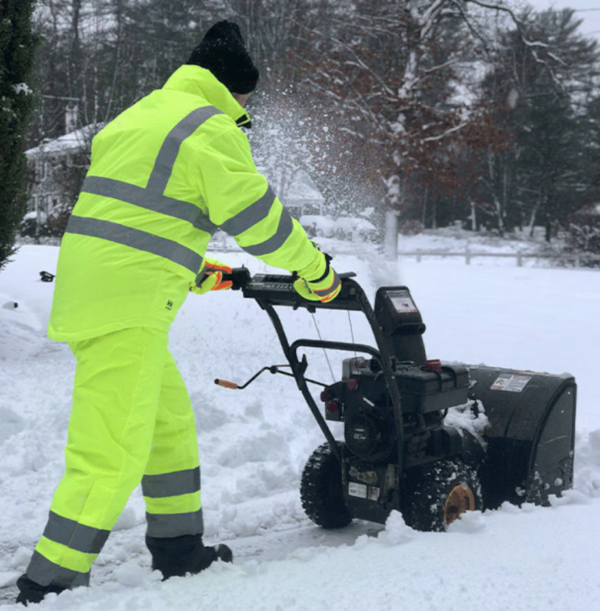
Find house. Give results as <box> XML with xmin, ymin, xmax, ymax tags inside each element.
<box><xmin>25</xmin><ymin>129</ymin><xmax>325</xmax><ymax>224</ymax></box>
<box><xmin>279</xmin><ymin>169</ymin><xmax>325</xmax><ymax>218</ymax></box>
<box><xmin>24</xmin><ymin>124</ymin><xmax>100</xmax><ymax>222</ymax></box>
<box><xmin>256</xmin><ymin>167</ymin><xmax>325</xmax><ymax>218</ymax></box>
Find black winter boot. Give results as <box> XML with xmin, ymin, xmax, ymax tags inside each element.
<box><xmin>146</xmin><ymin>534</ymin><xmax>232</xmax><ymax>580</ymax></box>
<box><xmin>16</xmin><ymin>575</ymin><xmax>66</xmax><ymax>606</ymax></box>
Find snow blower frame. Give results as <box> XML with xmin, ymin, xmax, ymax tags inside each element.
<box><xmin>216</xmin><ymin>268</ymin><xmax>576</xmax><ymax>531</ymax></box>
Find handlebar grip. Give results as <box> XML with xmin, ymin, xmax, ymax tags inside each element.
<box><xmin>221</xmin><ymin>267</ymin><xmax>252</xmax><ymax>290</ymax></box>
<box><xmin>214</xmin><ymin>378</ymin><xmax>239</xmax><ymax>389</ymax></box>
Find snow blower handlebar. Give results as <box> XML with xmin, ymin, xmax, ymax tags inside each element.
<box><xmin>222</xmin><ymin>266</ymin><xmax>362</xmax><ymax>311</ymax></box>
<box><xmin>218</xmin><ymin>268</ymin><xmax>406</xmax><ymax>471</ymax></box>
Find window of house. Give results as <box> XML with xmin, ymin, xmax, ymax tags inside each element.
<box><xmin>38</xmin><ymin>159</ymin><xmax>48</xmax><ymax>181</ymax></box>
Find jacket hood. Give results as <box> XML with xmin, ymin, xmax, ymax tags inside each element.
<box><xmin>163</xmin><ymin>65</ymin><xmax>251</xmax><ymax>127</ymax></box>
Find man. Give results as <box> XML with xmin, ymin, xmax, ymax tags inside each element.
<box><xmin>17</xmin><ymin>20</ymin><xmax>341</xmax><ymax>605</ymax></box>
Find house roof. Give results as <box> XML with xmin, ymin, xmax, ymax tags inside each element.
<box><xmin>25</xmin><ymin>124</ymin><xmax>102</xmax><ymax>158</ymax></box>
<box><xmin>282</xmin><ymin>170</ymin><xmax>324</xmax><ymax>206</ymax></box>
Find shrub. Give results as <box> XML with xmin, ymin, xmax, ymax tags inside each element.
<box><xmin>564</xmin><ymin>215</ymin><xmax>600</xmax><ymax>267</ymax></box>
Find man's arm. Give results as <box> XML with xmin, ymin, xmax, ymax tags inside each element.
<box><xmin>196</xmin><ymin>126</ymin><xmax>322</xmax><ymax>274</ymax></box>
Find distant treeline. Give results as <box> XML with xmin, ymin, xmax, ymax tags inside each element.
<box><xmin>27</xmin><ymin>1</ymin><xmax>600</xmax><ymax>242</ymax></box>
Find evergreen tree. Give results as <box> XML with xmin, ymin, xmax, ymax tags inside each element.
<box><xmin>478</xmin><ymin>8</ymin><xmax>600</xmax><ymax>238</ymax></box>
<box><xmin>0</xmin><ymin>0</ymin><xmax>38</xmax><ymax>271</ymax></box>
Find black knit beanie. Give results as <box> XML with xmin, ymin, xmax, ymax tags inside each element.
<box><xmin>187</xmin><ymin>21</ymin><xmax>259</xmax><ymax>94</ymax></box>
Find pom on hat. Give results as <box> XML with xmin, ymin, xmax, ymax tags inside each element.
<box><xmin>187</xmin><ymin>21</ymin><xmax>259</xmax><ymax>94</ymax></box>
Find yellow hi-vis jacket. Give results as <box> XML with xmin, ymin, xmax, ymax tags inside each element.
<box><xmin>48</xmin><ymin>65</ymin><xmax>321</xmax><ymax>342</ymax></box>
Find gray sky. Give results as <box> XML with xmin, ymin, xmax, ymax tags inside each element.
<box><xmin>521</xmin><ymin>0</ymin><xmax>600</xmax><ymax>39</ymax></box>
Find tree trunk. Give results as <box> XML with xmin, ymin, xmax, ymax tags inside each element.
<box><xmin>545</xmin><ymin>219</ymin><xmax>552</xmax><ymax>243</ymax></box>
<box><xmin>470</xmin><ymin>200</ymin><xmax>477</xmax><ymax>231</ymax></box>
<box><xmin>384</xmin><ymin>209</ymin><xmax>398</xmax><ymax>260</ymax></box>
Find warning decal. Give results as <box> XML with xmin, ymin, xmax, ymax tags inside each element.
<box><xmin>388</xmin><ymin>290</ymin><xmax>418</xmax><ymax>313</ymax></box>
<box><xmin>348</xmin><ymin>482</ymin><xmax>367</xmax><ymax>499</ymax></box>
<box><xmin>491</xmin><ymin>374</ymin><xmax>532</xmax><ymax>393</ymax></box>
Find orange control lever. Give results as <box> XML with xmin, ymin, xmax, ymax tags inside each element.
<box><xmin>214</xmin><ymin>379</ymin><xmax>239</xmax><ymax>390</ymax></box>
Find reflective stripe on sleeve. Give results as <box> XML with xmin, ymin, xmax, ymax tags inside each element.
<box><xmin>145</xmin><ymin>509</ymin><xmax>204</xmax><ymax>538</ymax></box>
<box><xmin>66</xmin><ymin>215</ymin><xmax>204</xmax><ymax>274</ymax></box>
<box><xmin>242</xmin><ymin>210</ymin><xmax>294</xmax><ymax>256</ymax></box>
<box><xmin>219</xmin><ymin>186</ymin><xmax>276</xmax><ymax>236</ymax></box>
<box><xmin>312</xmin><ymin>269</ymin><xmax>342</xmax><ymax>298</ymax></box>
<box><xmin>142</xmin><ymin>467</ymin><xmax>201</xmax><ymax>499</ymax></box>
<box><xmin>26</xmin><ymin>551</ymin><xmax>91</xmax><ymax>588</ymax></box>
<box><xmin>42</xmin><ymin>511</ymin><xmax>110</xmax><ymax>555</ymax></box>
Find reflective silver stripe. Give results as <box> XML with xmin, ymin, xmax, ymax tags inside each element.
<box><xmin>147</xmin><ymin>106</ymin><xmax>222</xmax><ymax>194</ymax></box>
<box><xmin>26</xmin><ymin>551</ymin><xmax>90</xmax><ymax>588</ymax></box>
<box><xmin>66</xmin><ymin>215</ymin><xmax>203</xmax><ymax>274</ymax></box>
<box><xmin>42</xmin><ymin>511</ymin><xmax>110</xmax><ymax>555</ymax></box>
<box><xmin>142</xmin><ymin>467</ymin><xmax>201</xmax><ymax>499</ymax></box>
<box><xmin>242</xmin><ymin>210</ymin><xmax>294</xmax><ymax>256</ymax></box>
<box><xmin>313</xmin><ymin>269</ymin><xmax>341</xmax><ymax>297</ymax></box>
<box><xmin>146</xmin><ymin>509</ymin><xmax>204</xmax><ymax>538</ymax></box>
<box><xmin>194</xmin><ymin>213</ymin><xmax>219</xmax><ymax>235</ymax></box>
<box><xmin>82</xmin><ymin>176</ymin><xmax>209</xmax><ymax>227</ymax></box>
<box><xmin>80</xmin><ymin>106</ymin><xmax>222</xmax><ymax>236</ymax></box>
<box><xmin>219</xmin><ymin>186</ymin><xmax>276</xmax><ymax>236</ymax></box>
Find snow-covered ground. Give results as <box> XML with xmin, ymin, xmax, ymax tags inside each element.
<box><xmin>0</xmin><ymin>236</ymin><xmax>599</xmax><ymax>610</ymax></box>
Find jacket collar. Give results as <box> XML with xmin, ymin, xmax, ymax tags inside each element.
<box><xmin>162</xmin><ymin>65</ymin><xmax>251</xmax><ymax>127</ymax></box>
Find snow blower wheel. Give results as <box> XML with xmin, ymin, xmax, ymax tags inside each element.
<box><xmin>300</xmin><ymin>443</ymin><xmax>353</xmax><ymax>529</ymax></box>
<box><xmin>409</xmin><ymin>460</ymin><xmax>483</xmax><ymax>532</ymax></box>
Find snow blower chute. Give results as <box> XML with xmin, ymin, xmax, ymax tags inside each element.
<box><xmin>215</xmin><ymin>269</ymin><xmax>576</xmax><ymax>531</ymax></box>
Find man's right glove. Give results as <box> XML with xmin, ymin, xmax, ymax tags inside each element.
<box><xmin>293</xmin><ymin>252</ymin><xmax>342</xmax><ymax>303</ymax></box>
<box><xmin>190</xmin><ymin>258</ymin><xmax>233</xmax><ymax>295</ymax></box>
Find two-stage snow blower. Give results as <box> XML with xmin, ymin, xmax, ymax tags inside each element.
<box><xmin>215</xmin><ymin>269</ymin><xmax>576</xmax><ymax>531</ymax></box>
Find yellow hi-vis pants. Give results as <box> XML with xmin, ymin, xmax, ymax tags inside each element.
<box><xmin>25</xmin><ymin>327</ymin><xmax>202</xmax><ymax>588</ymax></box>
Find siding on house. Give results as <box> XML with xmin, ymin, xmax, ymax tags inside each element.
<box><xmin>25</xmin><ymin>125</ymin><xmax>100</xmax><ymax>221</ymax></box>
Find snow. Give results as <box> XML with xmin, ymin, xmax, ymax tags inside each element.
<box><xmin>397</xmin><ymin>226</ymin><xmax>546</xmax><ymax>255</ymax></box>
<box><xmin>282</xmin><ymin>170</ymin><xmax>324</xmax><ymax>207</ymax></box>
<box><xmin>1</xmin><ymin>239</ymin><xmax>600</xmax><ymax>610</ymax></box>
<box><xmin>300</xmin><ymin>215</ymin><xmax>376</xmax><ymax>240</ymax></box>
<box><xmin>12</xmin><ymin>84</ymin><xmax>32</xmax><ymax>96</ymax></box>
<box><xmin>299</xmin><ymin>214</ymin><xmax>336</xmax><ymax>237</ymax></box>
<box><xmin>443</xmin><ymin>400</ymin><xmax>489</xmax><ymax>444</ymax></box>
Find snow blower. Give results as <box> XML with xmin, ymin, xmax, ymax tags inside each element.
<box><xmin>215</xmin><ymin>269</ymin><xmax>576</xmax><ymax>531</ymax></box>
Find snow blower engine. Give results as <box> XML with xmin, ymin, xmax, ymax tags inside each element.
<box><xmin>215</xmin><ymin>269</ymin><xmax>576</xmax><ymax>532</ymax></box>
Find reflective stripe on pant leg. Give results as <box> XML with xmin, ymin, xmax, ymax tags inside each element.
<box><xmin>26</xmin><ymin>550</ymin><xmax>91</xmax><ymax>588</ymax></box>
<box><xmin>26</xmin><ymin>327</ymin><xmax>169</xmax><ymax>588</ymax></box>
<box><xmin>143</xmin><ymin>349</ymin><xmax>203</xmax><ymax>538</ymax></box>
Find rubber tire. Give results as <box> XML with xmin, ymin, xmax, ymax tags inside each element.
<box><xmin>300</xmin><ymin>443</ymin><xmax>353</xmax><ymax>529</ymax></box>
<box><xmin>408</xmin><ymin>460</ymin><xmax>483</xmax><ymax>532</ymax></box>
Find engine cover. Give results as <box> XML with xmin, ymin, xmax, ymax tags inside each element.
<box><xmin>344</xmin><ymin>410</ymin><xmax>395</xmax><ymax>462</ymax></box>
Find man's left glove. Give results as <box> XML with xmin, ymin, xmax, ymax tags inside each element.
<box><xmin>190</xmin><ymin>258</ymin><xmax>233</xmax><ymax>295</ymax></box>
<box><xmin>294</xmin><ymin>252</ymin><xmax>341</xmax><ymax>303</ymax></box>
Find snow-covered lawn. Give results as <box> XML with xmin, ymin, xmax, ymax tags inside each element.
<box><xmin>0</xmin><ymin>242</ymin><xmax>598</xmax><ymax>610</ymax></box>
